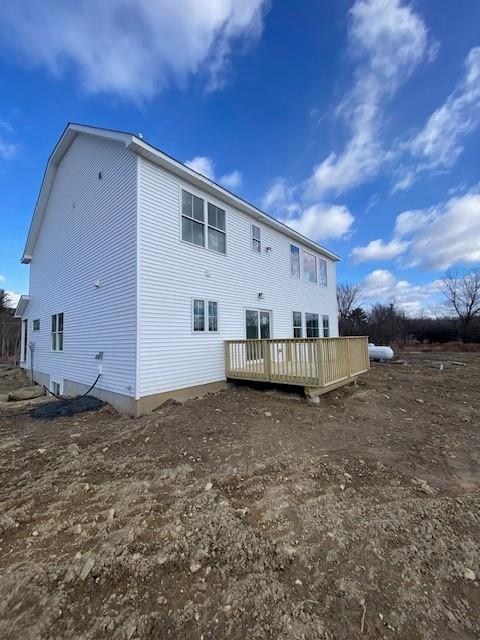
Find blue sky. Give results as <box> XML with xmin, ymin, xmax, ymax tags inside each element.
<box><xmin>1</xmin><ymin>0</ymin><xmax>479</xmax><ymax>314</ymax></box>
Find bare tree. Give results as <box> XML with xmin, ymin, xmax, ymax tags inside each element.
<box><xmin>0</xmin><ymin>289</ymin><xmax>21</xmax><ymax>362</ymax></box>
<box><xmin>439</xmin><ymin>268</ymin><xmax>480</xmax><ymax>341</ymax></box>
<box><xmin>337</xmin><ymin>283</ymin><xmax>362</xmax><ymax>335</ymax></box>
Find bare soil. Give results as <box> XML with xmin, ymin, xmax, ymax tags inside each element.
<box><xmin>0</xmin><ymin>352</ymin><xmax>479</xmax><ymax>639</ymax></box>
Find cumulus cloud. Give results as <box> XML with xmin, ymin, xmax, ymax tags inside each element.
<box><xmin>305</xmin><ymin>0</ymin><xmax>429</xmax><ymax>199</ymax></box>
<box><xmin>185</xmin><ymin>155</ymin><xmax>243</xmax><ymax>190</ymax></box>
<box><xmin>352</xmin><ymin>189</ymin><xmax>480</xmax><ymax>270</ymax></box>
<box><xmin>360</xmin><ymin>269</ymin><xmax>441</xmax><ymax>315</ymax></box>
<box><xmin>0</xmin><ymin>0</ymin><xmax>268</xmax><ymax>101</ymax></box>
<box><xmin>395</xmin><ymin>47</ymin><xmax>480</xmax><ymax>190</ymax></box>
<box><xmin>280</xmin><ymin>204</ymin><xmax>354</xmax><ymax>242</ymax></box>
<box><xmin>351</xmin><ymin>238</ymin><xmax>409</xmax><ymax>262</ymax></box>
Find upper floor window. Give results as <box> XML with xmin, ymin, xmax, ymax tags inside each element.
<box><xmin>193</xmin><ymin>299</ymin><xmax>218</xmax><ymax>332</ymax></box>
<box><xmin>306</xmin><ymin>313</ymin><xmax>319</xmax><ymax>338</ymax></box>
<box><xmin>182</xmin><ymin>190</ymin><xmax>204</xmax><ymax>247</ymax></box>
<box><xmin>207</xmin><ymin>203</ymin><xmax>226</xmax><ymax>254</ymax></box>
<box><xmin>322</xmin><ymin>315</ymin><xmax>330</xmax><ymax>337</ymax></box>
<box><xmin>290</xmin><ymin>245</ymin><xmax>300</xmax><ymax>277</ymax></box>
<box><xmin>182</xmin><ymin>189</ymin><xmax>226</xmax><ymax>254</ymax></box>
<box><xmin>293</xmin><ymin>311</ymin><xmax>302</xmax><ymax>338</ymax></box>
<box><xmin>33</xmin><ymin>319</ymin><xmax>40</xmax><ymax>331</ymax></box>
<box><xmin>252</xmin><ymin>224</ymin><xmax>261</xmax><ymax>252</ymax></box>
<box><xmin>303</xmin><ymin>251</ymin><xmax>317</xmax><ymax>284</ymax></box>
<box><xmin>319</xmin><ymin>259</ymin><xmax>327</xmax><ymax>286</ymax></box>
<box><xmin>51</xmin><ymin>313</ymin><xmax>64</xmax><ymax>351</ymax></box>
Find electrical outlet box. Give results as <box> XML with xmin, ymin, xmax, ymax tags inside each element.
<box><xmin>98</xmin><ymin>364</ymin><xmax>103</xmax><ymax>375</ymax></box>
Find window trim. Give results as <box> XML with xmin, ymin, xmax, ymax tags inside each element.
<box><xmin>322</xmin><ymin>314</ymin><xmax>330</xmax><ymax>338</ymax></box>
<box><xmin>292</xmin><ymin>311</ymin><xmax>303</xmax><ymax>338</ymax></box>
<box><xmin>191</xmin><ymin>298</ymin><xmax>219</xmax><ymax>334</ymax></box>
<box><xmin>51</xmin><ymin>312</ymin><xmax>64</xmax><ymax>352</ymax></box>
<box><xmin>50</xmin><ymin>377</ymin><xmax>64</xmax><ymax>396</ymax></box>
<box><xmin>179</xmin><ymin>187</ymin><xmax>228</xmax><ymax>256</ymax></box>
<box><xmin>251</xmin><ymin>224</ymin><xmax>261</xmax><ymax>253</ymax></box>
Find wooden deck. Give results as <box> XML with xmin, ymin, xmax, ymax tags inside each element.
<box><xmin>225</xmin><ymin>336</ymin><xmax>369</xmax><ymax>396</ymax></box>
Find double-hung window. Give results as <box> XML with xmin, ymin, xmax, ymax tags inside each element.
<box><xmin>319</xmin><ymin>259</ymin><xmax>327</xmax><ymax>286</ymax></box>
<box><xmin>252</xmin><ymin>224</ymin><xmax>261</xmax><ymax>252</ymax></box>
<box><xmin>51</xmin><ymin>313</ymin><xmax>64</xmax><ymax>351</ymax></box>
<box><xmin>303</xmin><ymin>251</ymin><xmax>317</xmax><ymax>284</ymax></box>
<box><xmin>207</xmin><ymin>203</ymin><xmax>226</xmax><ymax>254</ymax></box>
<box><xmin>293</xmin><ymin>311</ymin><xmax>302</xmax><ymax>338</ymax></box>
<box><xmin>322</xmin><ymin>315</ymin><xmax>330</xmax><ymax>337</ymax></box>
<box><xmin>182</xmin><ymin>189</ymin><xmax>205</xmax><ymax>247</ymax></box>
<box><xmin>306</xmin><ymin>313</ymin><xmax>319</xmax><ymax>338</ymax></box>
<box><xmin>290</xmin><ymin>244</ymin><xmax>300</xmax><ymax>277</ymax></box>
<box><xmin>193</xmin><ymin>299</ymin><xmax>218</xmax><ymax>333</ymax></box>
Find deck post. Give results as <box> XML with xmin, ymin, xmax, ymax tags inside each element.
<box><xmin>225</xmin><ymin>341</ymin><xmax>230</xmax><ymax>377</ymax></box>
<box><xmin>347</xmin><ymin>338</ymin><xmax>352</xmax><ymax>376</ymax></box>
<box><xmin>264</xmin><ymin>340</ymin><xmax>272</xmax><ymax>380</ymax></box>
<box><xmin>316</xmin><ymin>339</ymin><xmax>324</xmax><ymax>388</ymax></box>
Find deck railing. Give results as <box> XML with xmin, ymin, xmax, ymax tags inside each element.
<box><xmin>225</xmin><ymin>336</ymin><xmax>369</xmax><ymax>389</ymax></box>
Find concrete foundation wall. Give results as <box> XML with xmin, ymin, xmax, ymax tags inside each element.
<box><xmin>30</xmin><ymin>368</ymin><xmax>230</xmax><ymax>416</ymax></box>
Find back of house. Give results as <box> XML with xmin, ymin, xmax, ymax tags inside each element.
<box><xmin>16</xmin><ymin>124</ymin><xmax>339</xmax><ymax>414</ymax></box>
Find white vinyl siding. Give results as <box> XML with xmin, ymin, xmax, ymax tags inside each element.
<box><xmin>21</xmin><ymin>134</ymin><xmax>137</xmax><ymax>395</ymax></box>
<box><xmin>138</xmin><ymin>157</ymin><xmax>338</xmax><ymax>398</ymax></box>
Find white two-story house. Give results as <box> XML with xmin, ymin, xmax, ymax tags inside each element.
<box><xmin>15</xmin><ymin>123</ymin><xmax>340</xmax><ymax>414</ymax></box>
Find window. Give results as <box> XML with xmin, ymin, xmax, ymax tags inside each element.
<box><xmin>252</xmin><ymin>224</ymin><xmax>261</xmax><ymax>252</ymax></box>
<box><xmin>293</xmin><ymin>311</ymin><xmax>302</xmax><ymax>338</ymax></box>
<box><xmin>319</xmin><ymin>259</ymin><xmax>327</xmax><ymax>286</ymax></box>
<box><xmin>303</xmin><ymin>251</ymin><xmax>317</xmax><ymax>283</ymax></box>
<box><xmin>193</xmin><ymin>299</ymin><xmax>218</xmax><ymax>332</ymax></box>
<box><xmin>322</xmin><ymin>315</ymin><xmax>330</xmax><ymax>338</ymax></box>
<box><xmin>290</xmin><ymin>244</ymin><xmax>300</xmax><ymax>278</ymax></box>
<box><xmin>50</xmin><ymin>379</ymin><xmax>63</xmax><ymax>396</ymax></box>
<box><xmin>208</xmin><ymin>301</ymin><xmax>218</xmax><ymax>332</ymax></box>
<box><xmin>33</xmin><ymin>319</ymin><xmax>40</xmax><ymax>332</ymax></box>
<box><xmin>193</xmin><ymin>299</ymin><xmax>205</xmax><ymax>332</ymax></box>
<box><xmin>306</xmin><ymin>313</ymin><xmax>319</xmax><ymax>338</ymax></box>
<box><xmin>182</xmin><ymin>189</ymin><xmax>205</xmax><ymax>247</ymax></box>
<box><xmin>207</xmin><ymin>203</ymin><xmax>226</xmax><ymax>254</ymax></box>
<box><xmin>51</xmin><ymin>313</ymin><xmax>64</xmax><ymax>351</ymax></box>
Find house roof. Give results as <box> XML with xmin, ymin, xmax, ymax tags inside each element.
<box><xmin>14</xmin><ymin>295</ymin><xmax>30</xmax><ymax>318</ymax></box>
<box><xmin>21</xmin><ymin>123</ymin><xmax>341</xmax><ymax>264</ymax></box>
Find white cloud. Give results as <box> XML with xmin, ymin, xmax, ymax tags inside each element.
<box><xmin>395</xmin><ymin>47</ymin><xmax>480</xmax><ymax>190</ymax></box>
<box><xmin>0</xmin><ymin>0</ymin><xmax>268</xmax><ymax>101</ymax></box>
<box><xmin>396</xmin><ymin>191</ymin><xmax>480</xmax><ymax>269</ymax></box>
<box><xmin>185</xmin><ymin>155</ymin><xmax>243</xmax><ymax>190</ymax></box>
<box><xmin>351</xmin><ymin>238</ymin><xmax>409</xmax><ymax>262</ymax></box>
<box><xmin>0</xmin><ymin>274</ymin><xmax>5</xmax><ymax>284</ymax></box>
<box><xmin>353</xmin><ymin>189</ymin><xmax>480</xmax><ymax>270</ymax></box>
<box><xmin>261</xmin><ymin>178</ymin><xmax>299</xmax><ymax>214</ymax></box>
<box><xmin>305</xmin><ymin>0</ymin><xmax>428</xmax><ymax>199</ymax></box>
<box><xmin>280</xmin><ymin>204</ymin><xmax>354</xmax><ymax>242</ymax></box>
<box><xmin>5</xmin><ymin>291</ymin><xmax>21</xmax><ymax>308</ymax></box>
<box><xmin>218</xmin><ymin>170</ymin><xmax>242</xmax><ymax>190</ymax></box>
<box><xmin>0</xmin><ymin>119</ymin><xmax>18</xmax><ymax>160</ymax></box>
<box><xmin>360</xmin><ymin>269</ymin><xmax>441</xmax><ymax>315</ymax></box>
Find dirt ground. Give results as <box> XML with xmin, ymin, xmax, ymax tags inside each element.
<box><xmin>0</xmin><ymin>352</ymin><xmax>479</xmax><ymax>640</ymax></box>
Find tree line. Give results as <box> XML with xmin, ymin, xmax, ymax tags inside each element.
<box><xmin>0</xmin><ymin>290</ymin><xmax>21</xmax><ymax>362</ymax></box>
<box><xmin>338</xmin><ymin>268</ymin><xmax>480</xmax><ymax>344</ymax></box>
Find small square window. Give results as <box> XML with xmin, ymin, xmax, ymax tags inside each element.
<box><xmin>33</xmin><ymin>319</ymin><xmax>40</xmax><ymax>331</ymax></box>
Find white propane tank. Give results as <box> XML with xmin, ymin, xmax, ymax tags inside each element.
<box><xmin>368</xmin><ymin>343</ymin><xmax>394</xmax><ymax>361</ymax></box>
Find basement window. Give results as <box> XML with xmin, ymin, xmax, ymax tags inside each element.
<box><xmin>51</xmin><ymin>313</ymin><xmax>64</xmax><ymax>351</ymax></box>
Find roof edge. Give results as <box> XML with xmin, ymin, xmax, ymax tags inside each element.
<box><xmin>14</xmin><ymin>295</ymin><xmax>30</xmax><ymax>317</ymax></box>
